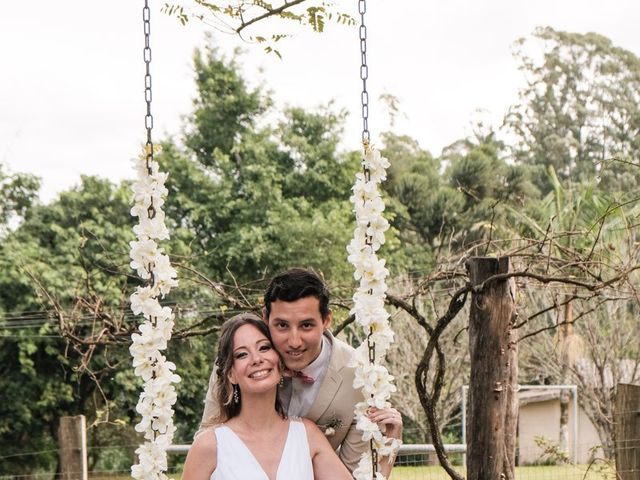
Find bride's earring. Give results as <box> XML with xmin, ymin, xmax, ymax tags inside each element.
<box><xmin>233</xmin><ymin>384</ymin><xmax>240</xmax><ymax>404</ymax></box>
<box><xmin>279</xmin><ymin>376</ymin><xmax>284</xmax><ymax>387</ymax></box>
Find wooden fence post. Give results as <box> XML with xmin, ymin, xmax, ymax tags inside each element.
<box><xmin>613</xmin><ymin>383</ymin><xmax>640</xmax><ymax>480</ymax></box>
<box><xmin>58</xmin><ymin>415</ymin><xmax>88</xmax><ymax>480</ymax></box>
<box><xmin>466</xmin><ymin>256</ymin><xmax>518</xmax><ymax>480</ymax></box>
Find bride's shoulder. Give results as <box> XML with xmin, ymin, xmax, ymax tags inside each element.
<box><xmin>289</xmin><ymin>416</ymin><xmax>314</xmax><ymax>428</ymax></box>
<box><xmin>192</xmin><ymin>426</ymin><xmax>219</xmax><ymax>451</ymax></box>
<box><xmin>296</xmin><ymin>417</ymin><xmax>323</xmax><ymax>437</ymax></box>
<box><xmin>297</xmin><ymin>418</ymin><xmax>335</xmax><ymax>459</ymax></box>
<box><xmin>183</xmin><ymin>427</ymin><xmax>218</xmax><ymax>478</ymax></box>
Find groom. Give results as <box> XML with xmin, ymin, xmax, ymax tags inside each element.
<box><xmin>199</xmin><ymin>268</ymin><xmax>371</xmax><ymax>472</ymax></box>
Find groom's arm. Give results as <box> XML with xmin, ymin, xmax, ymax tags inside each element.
<box><xmin>337</xmin><ymin>418</ymin><xmax>371</xmax><ymax>473</ymax></box>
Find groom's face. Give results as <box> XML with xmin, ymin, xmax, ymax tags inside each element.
<box><xmin>266</xmin><ymin>296</ymin><xmax>331</xmax><ymax>372</ymax></box>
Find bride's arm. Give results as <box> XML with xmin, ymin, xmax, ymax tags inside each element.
<box><xmin>182</xmin><ymin>429</ymin><xmax>218</xmax><ymax>480</ymax></box>
<box><xmin>303</xmin><ymin>419</ymin><xmax>352</xmax><ymax>480</ymax></box>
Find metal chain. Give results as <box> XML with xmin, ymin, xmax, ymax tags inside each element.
<box><xmin>143</xmin><ymin>1</ymin><xmax>157</xmax><ymax>309</ymax></box>
<box><xmin>367</xmin><ymin>326</ymin><xmax>378</xmax><ymax>475</ymax></box>
<box><xmin>143</xmin><ymin>0</ymin><xmax>156</xmax><ymax>222</ymax></box>
<box><xmin>358</xmin><ymin>0</ymin><xmax>370</xmax><ymax>146</ymax></box>
<box><xmin>142</xmin><ymin>3</ymin><xmax>158</xmax><ymax>442</ymax></box>
<box><xmin>358</xmin><ymin>2</ymin><xmax>379</xmax><ymax>476</ymax></box>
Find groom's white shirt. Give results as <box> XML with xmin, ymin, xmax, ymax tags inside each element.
<box><xmin>286</xmin><ymin>335</ymin><xmax>332</xmax><ymax>417</ymax></box>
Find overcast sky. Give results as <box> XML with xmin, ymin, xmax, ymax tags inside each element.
<box><xmin>1</xmin><ymin>1</ymin><xmax>639</xmax><ymax>202</ymax></box>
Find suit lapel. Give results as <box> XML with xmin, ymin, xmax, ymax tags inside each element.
<box><xmin>306</xmin><ymin>332</ymin><xmax>343</xmax><ymax>421</ymax></box>
<box><xmin>306</xmin><ymin>364</ymin><xmax>342</xmax><ymax>421</ymax></box>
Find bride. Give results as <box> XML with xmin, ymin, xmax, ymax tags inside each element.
<box><xmin>182</xmin><ymin>313</ymin><xmax>352</xmax><ymax>479</ymax></box>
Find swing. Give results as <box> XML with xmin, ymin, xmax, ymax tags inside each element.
<box><xmin>128</xmin><ymin>2</ymin><xmax>398</xmax><ymax>479</ymax></box>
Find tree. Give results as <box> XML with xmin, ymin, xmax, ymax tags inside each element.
<box><xmin>503</xmin><ymin>29</ymin><xmax>640</xmax><ymax>457</ymax></box>
<box><xmin>380</xmin><ymin>132</ymin><xmax>457</xmax><ymax>270</ymax></box>
<box><xmin>519</xmin><ymin>292</ymin><xmax>640</xmax><ymax>459</ymax></box>
<box><xmin>386</xmin><ymin>275</ymin><xmax>469</xmax><ymax>445</ymax></box>
<box><xmin>162</xmin><ymin>1</ymin><xmax>355</xmax><ymax>57</ymax></box>
<box><xmin>381</xmin><ymin>149</ymin><xmax>638</xmax><ymax>477</ymax></box>
<box><xmin>381</xmin><ymin>129</ymin><xmax>536</xmax><ymax>271</ymax></box>
<box><xmin>0</xmin><ymin>46</ymin><xmax>376</xmax><ymax>472</ymax></box>
<box><xmin>0</xmin><ymin>177</ymin><xmax>137</xmax><ymax>473</ymax></box>
<box><xmin>512</xmin><ymin>173</ymin><xmax>640</xmax><ymax>457</ymax></box>
<box><xmin>0</xmin><ymin>177</ymin><xmax>211</xmax><ymax>473</ymax></box>
<box><xmin>505</xmin><ymin>27</ymin><xmax>640</xmax><ymax>195</ymax></box>
<box><xmin>161</xmin><ymin>45</ymin><xmax>394</xmax><ymax>286</ymax></box>
<box><xmin>0</xmin><ymin>162</ymin><xmax>40</xmax><ymax>236</ymax></box>
<box><xmin>441</xmin><ymin>131</ymin><xmax>537</xmax><ymax>245</ymax></box>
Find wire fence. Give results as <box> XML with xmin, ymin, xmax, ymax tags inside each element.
<box><xmin>0</xmin><ymin>469</ymin><xmax>183</xmax><ymax>480</ymax></box>
<box><xmin>612</xmin><ymin>385</ymin><xmax>640</xmax><ymax>480</ymax></box>
<box><xmin>612</xmin><ymin>438</ymin><xmax>640</xmax><ymax>479</ymax></box>
<box><xmin>0</xmin><ymin>441</ymin><xmax>634</xmax><ymax>479</ymax></box>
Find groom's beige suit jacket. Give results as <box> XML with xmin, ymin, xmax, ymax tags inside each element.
<box><xmin>198</xmin><ymin>331</ymin><xmax>370</xmax><ymax>473</ymax></box>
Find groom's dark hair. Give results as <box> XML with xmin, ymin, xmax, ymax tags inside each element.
<box><xmin>264</xmin><ymin>268</ymin><xmax>331</xmax><ymax>319</ymax></box>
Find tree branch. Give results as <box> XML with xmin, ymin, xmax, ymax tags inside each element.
<box><xmin>332</xmin><ymin>313</ymin><xmax>355</xmax><ymax>337</ymax></box>
<box><xmin>236</xmin><ymin>0</ymin><xmax>307</xmax><ymax>34</ymax></box>
<box><xmin>413</xmin><ymin>286</ymin><xmax>468</xmax><ymax>480</ymax></box>
<box><xmin>472</xmin><ymin>266</ymin><xmax>640</xmax><ymax>294</ymax></box>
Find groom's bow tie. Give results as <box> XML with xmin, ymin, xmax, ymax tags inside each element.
<box><xmin>294</xmin><ymin>371</ymin><xmax>315</xmax><ymax>385</ymax></box>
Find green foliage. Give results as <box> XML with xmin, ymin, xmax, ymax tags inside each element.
<box><xmin>532</xmin><ymin>436</ymin><xmax>570</xmax><ymax>466</ymax></box>
<box><xmin>443</xmin><ymin>136</ymin><xmax>538</xmax><ymax>244</ymax></box>
<box><xmin>379</xmin><ymin>133</ymin><xmax>444</xmax><ymax>272</ymax></box>
<box><xmin>161</xmin><ymin>1</ymin><xmax>355</xmax><ymax>57</ymax></box>
<box><xmin>0</xmin><ymin>163</ymin><xmax>40</xmax><ymax>236</ymax></box>
<box><xmin>506</xmin><ymin>166</ymin><xmax>637</xmax><ymax>269</ymax></box>
<box><xmin>162</xmin><ymin>3</ymin><xmax>189</xmax><ymax>25</ymax></box>
<box><xmin>186</xmin><ymin>45</ymin><xmax>266</xmax><ymax>164</ymax></box>
<box><xmin>506</xmin><ymin>27</ymin><xmax>640</xmax><ymax>195</ymax></box>
<box><xmin>163</xmin><ymin>46</ymin><xmax>377</xmax><ymax>285</ymax></box>
<box><xmin>0</xmin><ymin>176</ymin><xmax>212</xmax><ymax>472</ymax></box>
<box><xmin>306</xmin><ymin>6</ymin><xmax>325</xmax><ymax>32</ymax></box>
<box><xmin>381</xmin><ymin>129</ymin><xmax>537</xmax><ymax>273</ymax></box>
<box><xmin>0</xmin><ymin>178</ymin><xmax>133</xmax><ymax>473</ymax></box>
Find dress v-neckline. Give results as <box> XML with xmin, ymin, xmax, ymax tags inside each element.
<box><xmin>222</xmin><ymin>420</ymin><xmax>293</xmax><ymax>480</ymax></box>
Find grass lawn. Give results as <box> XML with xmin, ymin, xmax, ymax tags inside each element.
<box><xmin>89</xmin><ymin>464</ymin><xmax>615</xmax><ymax>480</ymax></box>
<box><xmin>388</xmin><ymin>464</ymin><xmax>615</xmax><ymax>480</ymax></box>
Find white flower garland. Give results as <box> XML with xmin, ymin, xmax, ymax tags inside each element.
<box><xmin>347</xmin><ymin>145</ymin><xmax>402</xmax><ymax>480</ymax></box>
<box><xmin>129</xmin><ymin>145</ymin><xmax>181</xmax><ymax>480</ymax></box>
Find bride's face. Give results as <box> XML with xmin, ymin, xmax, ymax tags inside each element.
<box><xmin>228</xmin><ymin>324</ymin><xmax>281</xmax><ymax>395</ymax></box>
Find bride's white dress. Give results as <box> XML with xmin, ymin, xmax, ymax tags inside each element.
<box><xmin>210</xmin><ymin>419</ymin><xmax>314</xmax><ymax>480</ymax></box>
